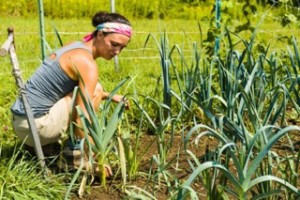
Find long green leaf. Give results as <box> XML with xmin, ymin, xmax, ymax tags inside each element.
<box><xmin>243</xmin><ymin>126</ymin><xmax>300</xmax><ymax>188</ymax></box>
<box><xmin>247</xmin><ymin>175</ymin><xmax>300</xmax><ymax>195</ymax></box>
<box><xmin>177</xmin><ymin>161</ymin><xmax>243</xmax><ymax>199</ymax></box>
<box><xmin>102</xmin><ymin>101</ymin><xmax>125</xmax><ymax>148</ymax></box>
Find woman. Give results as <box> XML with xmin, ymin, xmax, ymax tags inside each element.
<box><xmin>11</xmin><ymin>11</ymin><xmax>132</xmax><ymax>175</ymax></box>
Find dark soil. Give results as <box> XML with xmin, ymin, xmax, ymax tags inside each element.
<box><xmin>63</xmin><ymin>126</ymin><xmax>300</xmax><ymax>200</ymax></box>
<box><xmin>68</xmin><ymin>133</ymin><xmax>211</xmax><ymax>200</ymax></box>
<box><xmin>11</xmin><ymin>105</ymin><xmax>300</xmax><ymax>199</ymax></box>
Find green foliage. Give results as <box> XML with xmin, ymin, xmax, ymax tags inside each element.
<box><xmin>0</xmin><ymin>0</ymin><xmax>37</xmax><ymax>17</ymax></box>
<box><xmin>66</xmin><ymin>77</ymin><xmax>129</xmax><ymax>194</ymax></box>
<box><xmin>172</xmin><ymin>18</ymin><xmax>300</xmax><ymax>199</ymax></box>
<box><xmin>0</xmin><ymin>144</ymin><xmax>66</xmax><ymax>200</ymax></box>
<box><xmin>0</xmin><ymin>0</ymin><xmax>298</xmax><ymax>22</ymax></box>
<box><xmin>144</xmin><ymin>32</ymin><xmax>172</xmax><ymax>109</ymax></box>
<box><xmin>180</xmin><ymin>125</ymin><xmax>300</xmax><ymax>199</ymax></box>
<box><xmin>1</xmin><ymin>1</ymin><xmax>300</xmax><ymax>198</ymax></box>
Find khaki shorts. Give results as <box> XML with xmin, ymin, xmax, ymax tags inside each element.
<box><xmin>12</xmin><ymin>98</ymin><xmax>70</xmax><ymax>147</ymax></box>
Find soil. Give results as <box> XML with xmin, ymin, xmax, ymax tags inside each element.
<box><xmin>68</xmin><ymin>133</ymin><xmax>212</xmax><ymax>200</ymax></box>
<box><xmin>66</xmin><ymin>125</ymin><xmax>300</xmax><ymax>200</ymax></box>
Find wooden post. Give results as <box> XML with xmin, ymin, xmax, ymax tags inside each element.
<box><xmin>0</xmin><ymin>29</ymin><xmax>13</xmax><ymax>57</ymax></box>
<box><xmin>0</xmin><ymin>27</ymin><xmax>46</xmax><ymax>169</ymax></box>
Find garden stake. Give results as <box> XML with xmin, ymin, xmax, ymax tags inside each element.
<box><xmin>0</xmin><ymin>28</ymin><xmax>14</xmax><ymax>57</ymax></box>
<box><xmin>0</xmin><ymin>27</ymin><xmax>46</xmax><ymax>170</ymax></box>
<box><xmin>214</xmin><ymin>0</ymin><xmax>221</xmax><ymax>56</ymax></box>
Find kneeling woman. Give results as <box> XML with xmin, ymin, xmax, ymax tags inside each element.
<box><xmin>11</xmin><ymin>11</ymin><xmax>132</xmax><ymax>176</ymax></box>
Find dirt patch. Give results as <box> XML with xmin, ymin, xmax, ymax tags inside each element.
<box><xmin>73</xmin><ymin>128</ymin><xmax>300</xmax><ymax>199</ymax></box>
<box><xmin>68</xmin><ymin>133</ymin><xmax>220</xmax><ymax>200</ymax></box>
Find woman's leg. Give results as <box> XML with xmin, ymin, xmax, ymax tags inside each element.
<box><xmin>13</xmin><ymin>95</ymin><xmax>71</xmax><ymax>147</ymax></box>
<box><xmin>13</xmin><ymin>83</ymin><xmax>103</xmax><ymax>147</ymax></box>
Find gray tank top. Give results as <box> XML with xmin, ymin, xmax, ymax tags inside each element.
<box><xmin>11</xmin><ymin>41</ymin><xmax>92</xmax><ymax>118</ymax></box>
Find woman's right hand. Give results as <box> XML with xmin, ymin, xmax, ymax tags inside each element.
<box><xmin>112</xmin><ymin>94</ymin><xmax>130</xmax><ymax>109</ymax></box>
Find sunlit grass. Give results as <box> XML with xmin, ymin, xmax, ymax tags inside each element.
<box><xmin>0</xmin><ymin>143</ymin><xmax>67</xmax><ymax>200</ymax></box>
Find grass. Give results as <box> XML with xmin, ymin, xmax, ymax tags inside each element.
<box><xmin>0</xmin><ymin>143</ymin><xmax>67</xmax><ymax>199</ymax></box>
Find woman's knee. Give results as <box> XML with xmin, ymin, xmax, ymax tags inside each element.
<box><xmin>94</xmin><ymin>83</ymin><xmax>104</xmax><ymax>98</ymax></box>
<box><xmin>92</xmin><ymin>83</ymin><xmax>104</xmax><ymax>108</ymax></box>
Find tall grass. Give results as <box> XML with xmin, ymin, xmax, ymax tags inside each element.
<box><xmin>0</xmin><ymin>143</ymin><xmax>66</xmax><ymax>199</ymax></box>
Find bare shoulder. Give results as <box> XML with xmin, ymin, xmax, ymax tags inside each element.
<box><xmin>60</xmin><ymin>48</ymin><xmax>97</xmax><ymax>80</ymax></box>
<box><xmin>70</xmin><ymin>49</ymin><xmax>95</xmax><ymax>67</ymax></box>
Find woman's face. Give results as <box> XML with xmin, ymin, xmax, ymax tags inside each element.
<box><xmin>95</xmin><ymin>31</ymin><xmax>130</xmax><ymax>60</ymax></box>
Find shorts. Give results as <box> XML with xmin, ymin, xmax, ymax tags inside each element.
<box><xmin>12</xmin><ymin>97</ymin><xmax>70</xmax><ymax>147</ymax></box>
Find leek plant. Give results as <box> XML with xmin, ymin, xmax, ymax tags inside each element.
<box><xmin>285</xmin><ymin>36</ymin><xmax>300</xmax><ymax>111</ymax></box>
<box><xmin>144</xmin><ymin>32</ymin><xmax>172</xmax><ymax>114</ymax></box>
<box><xmin>125</xmin><ymin>185</ymin><xmax>158</xmax><ymax>200</ymax></box>
<box><xmin>178</xmin><ymin>124</ymin><xmax>300</xmax><ymax>199</ymax></box>
<box><xmin>175</xmin><ymin>25</ymin><xmax>300</xmax><ymax>199</ymax></box>
<box><xmin>120</xmin><ymin>108</ymin><xmax>153</xmax><ymax>180</ymax></box>
<box><xmin>133</xmin><ymin>96</ymin><xmax>178</xmax><ymax>187</ymax></box>
<box><xmin>186</xmin><ymin>25</ymin><xmax>299</xmax><ymax>145</ymax></box>
<box><xmin>170</xmin><ymin>41</ymin><xmax>208</xmax><ymax>122</ymax></box>
<box><xmin>278</xmin><ymin>150</ymin><xmax>300</xmax><ymax>200</ymax></box>
<box><xmin>67</xmin><ymin>77</ymin><xmax>130</xmax><ymax>190</ymax></box>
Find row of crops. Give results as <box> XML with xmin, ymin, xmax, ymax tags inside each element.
<box><xmin>62</xmin><ymin>26</ymin><xmax>300</xmax><ymax>199</ymax></box>
<box><xmin>1</xmin><ymin>1</ymin><xmax>300</xmax><ymax>199</ymax></box>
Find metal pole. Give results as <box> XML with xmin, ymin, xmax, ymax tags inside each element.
<box><xmin>110</xmin><ymin>0</ymin><xmax>115</xmax><ymax>13</ymax></box>
<box><xmin>110</xmin><ymin>0</ymin><xmax>119</xmax><ymax>72</ymax></box>
<box><xmin>37</xmin><ymin>0</ymin><xmax>46</xmax><ymax>60</ymax></box>
<box><xmin>1</xmin><ymin>27</ymin><xmax>46</xmax><ymax>169</ymax></box>
<box><xmin>214</xmin><ymin>0</ymin><xmax>221</xmax><ymax>56</ymax></box>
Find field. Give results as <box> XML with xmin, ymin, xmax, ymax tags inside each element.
<box><xmin>1</xmin><ymin>6</ymin><xmax>300</xmax><ymax>200</ymax></box>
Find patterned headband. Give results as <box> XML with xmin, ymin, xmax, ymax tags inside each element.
<box><xmin>83</xmin><ymin>22</ymin><xmax>132</xmax><ymax>42</ymax></box>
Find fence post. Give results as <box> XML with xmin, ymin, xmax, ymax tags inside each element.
<box><xmin>0</xmin><ymin>27</ymin><xmax>46</xmax><ymax>170</ymax></box>
<box><xmin>37</xmin><ymin>0</ymin><xmax>46</xmax><ymax>60</ymax></box>
<box><xmin>214</xmin><ymin>0</ymin><xmax>221</xmax><ymax>56</ymax></box>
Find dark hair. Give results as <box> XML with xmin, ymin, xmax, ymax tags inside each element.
<box><xmin>92</xmin><ymin>11</ymin><xmax>131</xmax><ymax>27</ymax></box>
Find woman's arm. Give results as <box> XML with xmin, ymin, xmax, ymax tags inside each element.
<box><xmin>101</xmin><ymin>91</ymin><xmax>130</xmax><ymax>109</ymax></box>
